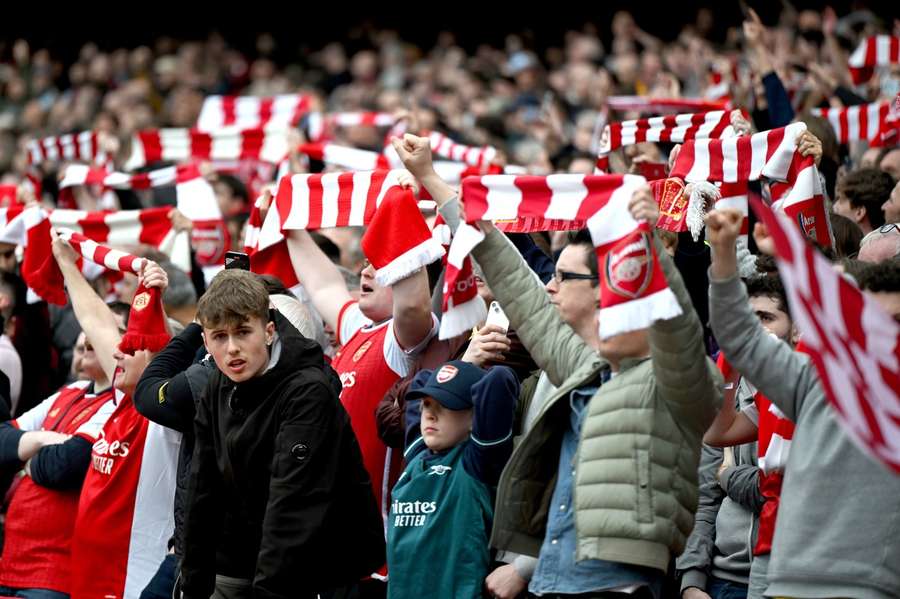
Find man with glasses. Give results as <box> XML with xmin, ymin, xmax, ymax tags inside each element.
<box><xmin>858</xmin><ymin>223</ymin><xmax>900</xmax><ymax>263</ymax></box>
<box><xmin>392</xmin><ymin>133</ymin><xmax>721</xmax><ymax>599</ymax></box>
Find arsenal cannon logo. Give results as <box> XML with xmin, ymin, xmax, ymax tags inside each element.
<box><xmin>604</xmin><ymin>229</ymin><xmax>653</xmax><ymax>300</ymax></box>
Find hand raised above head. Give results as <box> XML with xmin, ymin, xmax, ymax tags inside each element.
<box><xmin>390</xmin><ymin>133</ymin><xmax>434</xmax><ymax>181</ymax></box>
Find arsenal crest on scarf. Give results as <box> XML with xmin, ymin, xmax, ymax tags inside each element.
<box><xmin>441</xmin><ymin>173</ymin><xmax>682</xmax><ymax>340</ymax></box>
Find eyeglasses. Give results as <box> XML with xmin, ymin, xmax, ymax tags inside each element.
<box><xmin>879</xmin><ymin>223</ymin><xmax>900</xmax><ymax>234</ymax></box>
<box><xmin>552</xmin><ymin>270</ymin><xmax>598</xmax><ymax>284</ymax></box>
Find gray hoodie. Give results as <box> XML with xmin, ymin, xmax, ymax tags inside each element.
<box><xmin>677</xmin><ymin>379</ymin><xmax>763</xmax><ymax>593</ymax></box>
<box><xmin>709</xmin><ymin>272</ymin><xmax>900</xmax><ymax>599</ymax></box>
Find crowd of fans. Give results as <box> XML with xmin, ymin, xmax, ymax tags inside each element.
<box><xmin>0</xmin><ymin>4</ymin><xmax>898</xmax><ymax>599</ymax></box>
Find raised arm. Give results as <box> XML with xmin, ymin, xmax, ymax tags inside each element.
<box><xmin>629</xmin><ymin>187</ymin><xmax>722</xmax><ymax>439</ymax></box>
<box><xmin>50</xmin><ymin>230</ymin><xmax>123</xmax><ymax>382</ymax></box>
<box><xmin>392</xmin><ymin>133</ymin><xmax>600</xmax><ymax>385</ymax></box>
<box><xmin>705</xmin><ymin>209</ymin><xmax>819</xmax><ymax>421</ymax></box>
<box><xmin>390</xmin><ymin>266</ymin><xmax>434</xmax><ymax>350</ymax></box>
<box><xmin>285</xmin><ymin>227</ymin><xmax>353</xmax><ymax>333</ymax></box>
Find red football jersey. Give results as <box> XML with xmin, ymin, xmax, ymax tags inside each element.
<box><xmin>0</xmin><ymin>382</ymin><xmax>115</xmax><ymax>593</ymax></box>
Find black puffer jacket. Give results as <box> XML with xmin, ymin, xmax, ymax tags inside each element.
<box><xmin>180</xmin><ymin>313</ymin><xmax>384</xmax><ymax>599</ymax></box>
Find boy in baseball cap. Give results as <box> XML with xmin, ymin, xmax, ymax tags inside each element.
<box><xmin>386</xmin><ymin>361</ymin><xmax>518</xmax><ymax>599</ymax></box>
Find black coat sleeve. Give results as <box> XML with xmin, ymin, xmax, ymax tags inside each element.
<box><xmin>0</xmin><ymin>422</ymin><xmax>24</xmax><ymax>465</ymax></box>
<box><xmin>29</xmin><ymin>436</ymin><xmax>93</xmax><ymax>490</ymax></box>
<box><xmin>253</xmin><ymin>380</ymin><xmax>350</xmax><ymax>599</ymax></box>
<box><xmin>178</xmin><ymin>377</ymin><xmax>224</xmax><ymax>599</ymax></box>
<box><xmin>134</xmin><ymin>323</ymin><xmax>204</xmax><ymax>433</ymax></box>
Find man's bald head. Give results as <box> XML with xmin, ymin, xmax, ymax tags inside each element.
<box><xmin>858</xmin><ymin>226</ymin><xmax>900</xmax><ymax>263</ymax></box>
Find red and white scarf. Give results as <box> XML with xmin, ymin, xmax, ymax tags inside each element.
<box><xmin>245</xmin><ymin>170</ymin><xmax>406</xmax><ymax>288</ymax></box>
<box><xmin>606</xmin><ymin>96</ymin><xmax>730</xmax><ymax>114</ymax></box>
<box><xmin>441</xmin><ymin>173</ymin><xmax>682</xmax><ymax>340</ymax></box>
<box><xmin>196</xmin><ymin>94</ymin><xmax>312</xmax><ymax>132</ymax></box>
<box><xmin>670</xmin><ymin>123</ymin><xmax>831</xmax><ymax>248</ymax></box>
<box><xmin>295</xmin><ymin>142</ymin><xmax>392</xmax><ymax>171</ymax></box>
<box><xmin>59</xmin><ymin>163</ymin><xmax>225</xmax><ymax>271</ymax></box>
<box><xmin>242</xmin><ymin>195</ymin><xmax>299</xmax><ymax>290</ymax></box>
<box><xmin>848</xmin><ymin>35</ymin><xmax>900</xmax><ymax>84</ymax></box>
<box><xmin>6</xmin><ymin>205</ymin><xmax>191</xmax><ymax>304</ymax></box>
<box><xmin>754</xmin><ymin>197</ymin><xmax>900</xmax><ymax>473</ymax></box>
<box><xmin>306</xmin><ymin>111</ymin><xmax>396</xmax><ymax>142</ymax></box>
<box><xmin>56</xmin><ymin>229</ymin><xmax>145</xmax><ymax>274</ymax></box>
<box><xmin>124</xmin><ymin>128</ymin><xmax>289</xmax><ymax>170</ymax></box>
<box><xmin>428</xmin><ymin>132</ymin><xmax>497</xmax><ymax>167</ymax></box>
<box><xmin>27</xmin><ymin>131</ymin><xmax>108</xmax><ymax>166</ymax></box>
<box><xmin>599</xmin><ymin>109</ymin><xmax>737</xmax><ymax>154</ymax></box>
<box><xmin>810</xmin><ymin>100</ymin><xmax>894</xmax><ymax>144</ymax></box>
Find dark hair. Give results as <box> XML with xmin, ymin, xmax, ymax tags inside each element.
<box><xmin>840</xmin><ymin>258</ymin><xmax>871</xmax><ymax>283</ymax></box>
<box><xmin>755</xmin><ymin>254</ymin><xmax>779</xmax><ymax>274</ymax></box>
<box><xmin>257</xmin><ymin>274</ymin><xmax>295</xmax><ymax>299</ymax></box>
<box><xmin>565</xmin><ymin>229</ymin><xmax>599</xmax><ymax>286</ymax></box>
<box><xmin>106</xmin><ymin>301</ymin><xmax>132</xmax><ymax>327</ymax></box>
<box><xmin>829</xmin><ymin>212</ymin><xmax>864</xmax><ymax>259</ymax></box>
<box><xmin>197</xmin><ymin>269</ymin><xmax>269</xmax><ymax>329</ymax></box>
<box><xmin>857</xmin><ymin>260</ymin><xmax>900</xmax><ymax>293</ymax></box>
<box><xmin>745</xmin><ymin>274</ymin><xmax>790</xmax><ymax>315</ymax></box>
<box><xmin>838</xmin><ymin>168</ymin><xmax>895</xmax><ymax>230</ymax></box>
<box><xmin>555</xmin><ymin>150</ymin><xmax>598</xmax><ymax>172</ymax></box>
<box><xmin>216</xmin><ymin>174</ymin><xmax>249</xmax><ymax>203</ymax></box>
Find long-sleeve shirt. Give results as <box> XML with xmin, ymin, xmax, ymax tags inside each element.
<box><xmin>709</xmin><ymin>270</ymin><xmax>900</xmax><ymax>599</ymax></box>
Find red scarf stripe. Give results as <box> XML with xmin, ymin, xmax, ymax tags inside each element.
<box><xmin>848</xmin><ymin>36</ymin><xmax>900</xmax><ymax>84</ymax></box>
<box><xmin>196</xmin><ymin>94</ymin><xmax>312</xmax><ymax>131</ymax></box>
<box><xmin>672</xmin><ymin>124</ymin><xmax>831</xmax><ymax>247</ymax></box>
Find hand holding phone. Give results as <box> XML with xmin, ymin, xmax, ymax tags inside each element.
<box><xmin>484</xmin><ymin>301</ymin><xmax>510</xmax><ymax>333</ymax></box>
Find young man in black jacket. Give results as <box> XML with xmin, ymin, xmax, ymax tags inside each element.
<box><xmin>179</xmin><ymin>269</ymin><xmax>384</xmax><ymax>599</ymax></box>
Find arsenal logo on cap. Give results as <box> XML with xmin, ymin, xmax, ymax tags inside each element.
<box><xmin>435</xmin><ymin>364</ymin><xmax>459</xmax><ymax>384</ymax></box>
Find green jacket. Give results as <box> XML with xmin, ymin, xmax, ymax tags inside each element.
<box><xmin>468</xmin><ymin>225</ymin><xmax>722</xmax><ymax>573</ymax></box>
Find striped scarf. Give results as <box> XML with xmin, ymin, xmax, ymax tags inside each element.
<box><xmin>848</xmin><ymin>35</ymin><xmax>900</xmax><ymax>84</ymax></box>
<box><xmin>196</xmin><ymin>94</ymin><xmax>312</xmax><ymax>131</ymax></box>
<box><xmin>440</xmin><ymin>173</ymin><xmax>682</xmax><ymax>340</ymax></box>
<box><xmin>670</xmin><ymin>123</ymin><xmax>831</xmax><ymax>248</ymax></box>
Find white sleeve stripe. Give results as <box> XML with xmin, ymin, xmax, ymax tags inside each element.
<box><xmin>403</xmin><ymin>436</ymin><xmax>425</xmax><ymax>458</ymax></box>
<box><xmin>470</xmin><ymin>429</ymin><xmax>513</xmax><ymax>447</ymax></box>
<box><xmin>13</xmin><ymin>394</ymin><xmax>60</xmax><ymax>432</ymax></box>
<box><xmin>338</xmin><ymin>302</ymin><xmax>370</xmax><ymax>348</ymax></box>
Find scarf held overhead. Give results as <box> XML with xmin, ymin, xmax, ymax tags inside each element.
<box><xmin>669</xmin><ymin>122</ymin><xmax>831</xmax><ymax>248</ymax></box>
<box><xmin>440</xmin><ymin>173</ymin><xmax>682</xmax><ymax>340</ymax></box>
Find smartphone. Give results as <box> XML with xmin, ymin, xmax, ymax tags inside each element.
<box><xmin>224</xmin><ymin>251</ymin><xmax>251</xmax><ymax>270</ymax></box>
<box><xmin>638</xmin><ymin>161</ymin><xmax>668</xmax><ymax>181</ymax></box>
<box><xmin>484</xmin><ymin>301</ymin><xmax>510</xmax><ymax>333</ymax></box>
